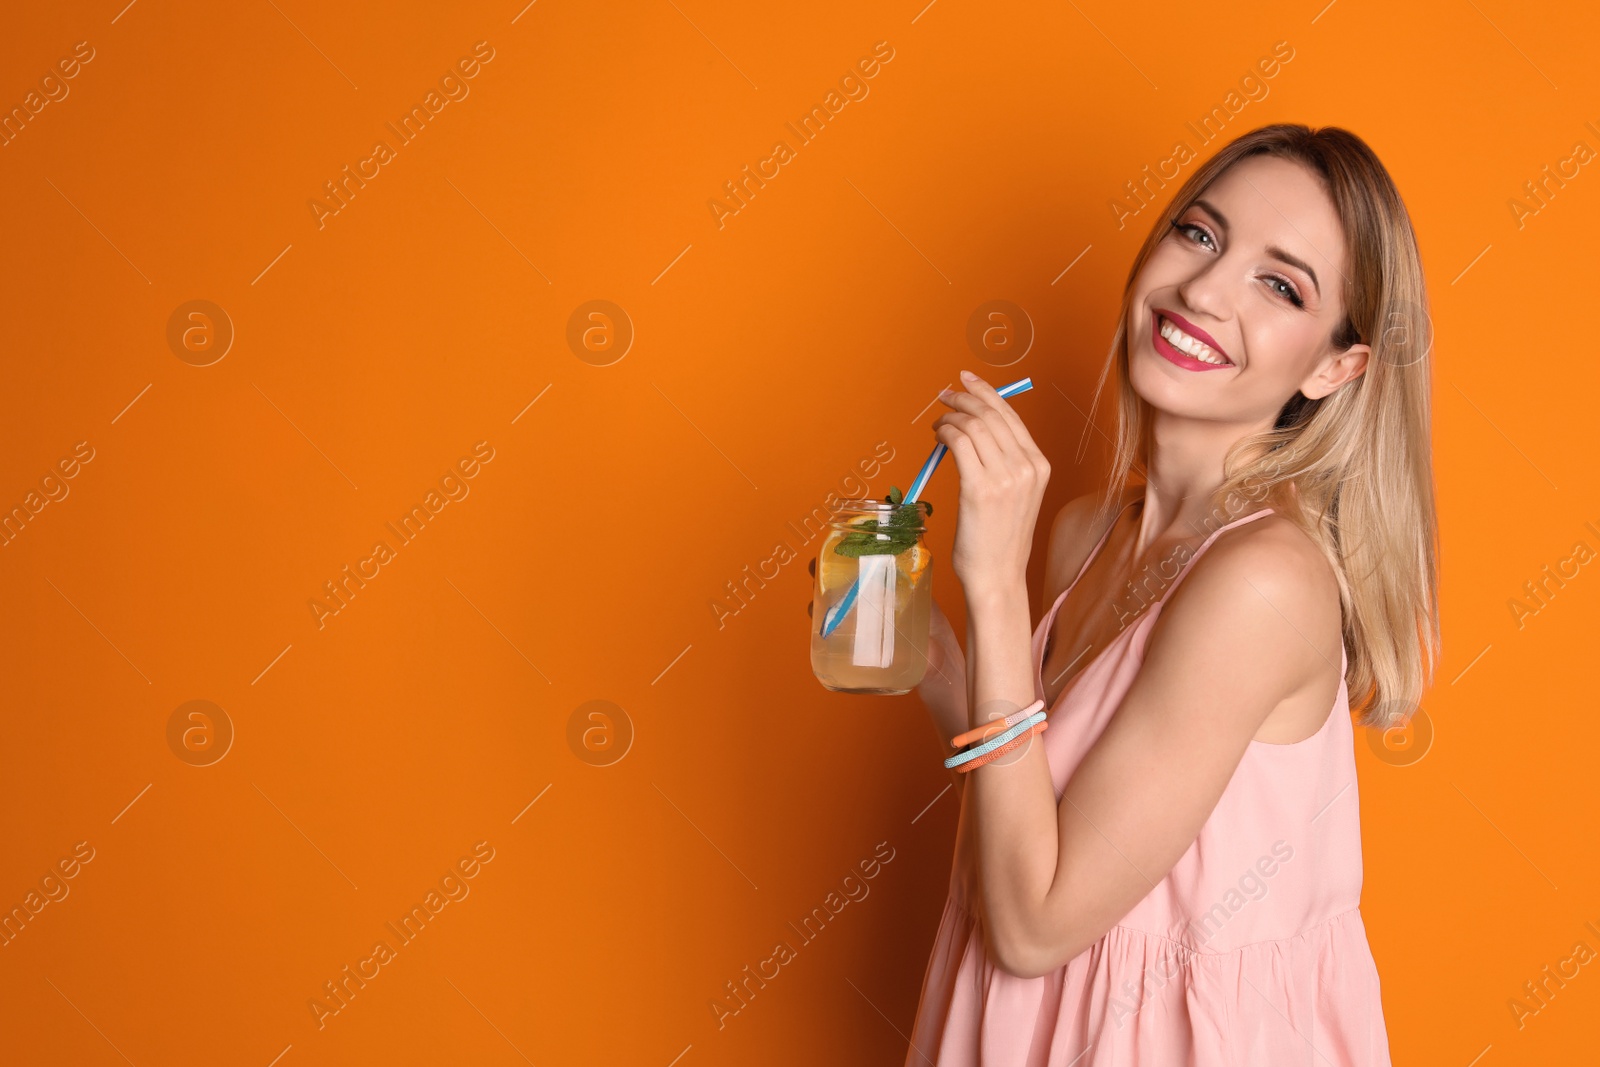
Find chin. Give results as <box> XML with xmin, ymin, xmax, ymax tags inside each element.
<box><xmin>1128</xmin><ymin>342</ymin><xmax>1210</xmax><ymax>418</ymax></box>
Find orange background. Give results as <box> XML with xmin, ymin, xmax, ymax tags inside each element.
<box><xmin>3</xmin><ymin>1</ymin><xmax>1598</xmax><ymax>1063</ymax></box>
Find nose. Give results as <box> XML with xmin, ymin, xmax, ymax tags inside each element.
<box><xmin>1174</xmin><ymin>250</ymin><xmax>1232</xmax><ymax>327</ymax></box>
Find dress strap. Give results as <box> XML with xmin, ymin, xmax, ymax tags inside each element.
<box><xmin>1035</xmin><ymin>495</ymin><xmax>1138</xmax><ymax>694</ymax></box>
<box><xmin>1070</xmin><ymin>496</ymin><xmax>1139</xmax><ymax>589</ymax></box>
<box><xmin>1052</xmin><ymin>495</ymin><xmax>1138</xmax><ymax>611</ymax></box>
<box><xmin>1156</xmin><ymin>507</ymin><xmax>1276</xmax><ymax>607</ymax></box>
<box><xmin>1038</xmin><ymin>495</ymin><xmax>1139</xmax><ymax>645</ymax></box>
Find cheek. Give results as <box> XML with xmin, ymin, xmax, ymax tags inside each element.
<box><xmin>1135</xmin><ymin>244</ymin><xmax>1187</xmax><ymax>287</ymax></box>
<box><xmin>1125</xmin><ymin>283</ymin><xmax>1164</xmax><ymax>339</ymax></box>
<box><xmin>1126</xmin><ymin>254</ymin><xmax>1188</xmax><ymax>328</ymax></box>
<box><xmin>1242</xmin><ymin>320</ymin><xmax>1321</xmax><ymax>381</ymax></box>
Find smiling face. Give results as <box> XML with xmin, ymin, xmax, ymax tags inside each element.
<box><xmin>1126</xmin><ymin>154</ymin><xmax>1371</xmax><ymax>427</ymax></box>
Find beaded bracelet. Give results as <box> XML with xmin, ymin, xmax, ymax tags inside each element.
<box><xmin>956</xmin><ymin>720</ymin><xmax>1048</xmax><ymax>773</ymax></box>
<box><xmin>950</xmin><ymin>699</ymin><xmax>1046</xmax><ymax>750</ymax></box>
<box><xmin>944</xmin><ymin>710</ymin><xmax>1047</xmax><ymax>769</ymax></box>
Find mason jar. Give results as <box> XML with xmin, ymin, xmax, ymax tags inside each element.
<box><xmin>810</xmin><ymin>497</ymin><xmax>933</xmax><ymax>695</ymax></box>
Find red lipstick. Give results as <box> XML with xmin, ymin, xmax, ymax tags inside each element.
<box><xmin>1150</xmin><ymin>309</ymin><xmax>1233</xmax><ymax>372</ymax></box>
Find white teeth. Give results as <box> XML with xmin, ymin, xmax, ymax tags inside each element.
<box><xmin>1159</xmin><ymin>316</ymin><xmax>1230</xmax><ymax>365</ymax></box>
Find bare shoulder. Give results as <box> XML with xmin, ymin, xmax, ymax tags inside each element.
<box><xmin>1040</xmin><ymin>485</ymin><xmax>1142</xmax><ymax>612</ymax></box>
<box><xmin>1190</xmin><ymin>512</ymin><xmax>1336</xmax><ymax>609</ymax></box>
<box><xmin>1160</xmin><ymin>512</ymin><xmax>1342</xmax><ymax>679</ymax></box>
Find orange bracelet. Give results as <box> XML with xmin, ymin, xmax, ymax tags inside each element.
<box><xmin>952</xmin><ymin>699</ymin><xmax>1046</xmax><ymax>750</ymax></box>
<box><xmin>955</xmin><ymin>720</ymin><xmax>1047</xmax><ymax>772</ymax></box>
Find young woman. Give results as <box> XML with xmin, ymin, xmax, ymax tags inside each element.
<box><xmin>904</xmin><ymin>125</ymin><xmax>1438</xmax><ymax>1064</ymax></box>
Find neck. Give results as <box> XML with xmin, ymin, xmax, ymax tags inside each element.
<box><xmin>1135</xmin><ymin>408</ymin><xmax>1273</xmax><ymax>553</ymax></box>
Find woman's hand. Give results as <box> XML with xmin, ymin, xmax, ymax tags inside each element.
<box><xmin>917</xmin><ymin>595</ymin><xmax>970</xmax><ymax>747</ymax></box>
<box><xmin>932</xmin><ymin>370</ymin><xmax>1052</xmax><ymax>595</ymax></box>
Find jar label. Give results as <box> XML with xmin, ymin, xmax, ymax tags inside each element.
<box><xmin>852</xmin><ymin>553</ymin><xmax>898</xmax><ymax>668</ymax></box>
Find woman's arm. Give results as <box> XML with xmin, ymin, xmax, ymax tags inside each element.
<box><xmin>915</xmin><ymin>489</ymin><xmax>1100</xmax><ymax>783</ymax></box>
<box><xmin>931</xmin><ymin>371</ymin><xmax>1335</xmax><ymax>980</ymax></box>
<box><xmin>968</xmin><ymin>522</ymin><xmax>1333</xmax><ymax>977</ymax></box>
<box><xmin>915</xmin><ymin>492</ymin><xmax>1107</xmax><ymax>791</ymax></box>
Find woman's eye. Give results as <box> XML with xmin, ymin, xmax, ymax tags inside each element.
<box><xmin>1168</xmin><ymin>220</ymin><xmax>1304</xmax><ymax>308</ymax></box>
<box><xmin>1268</xmin><ymin>277</ymin><xmax>1304</xmax><ymax>306</ymax></box>
<box><xmin>1171</xmin><ymin>220</ymin><xmax>1215</xmax><ymax>249</ymax></box>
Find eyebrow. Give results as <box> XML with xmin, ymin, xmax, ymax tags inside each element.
<box><xmin>1191</xmin><ymin>198</ymin><xmax>1321</xmax><ymax>299</ymax></box>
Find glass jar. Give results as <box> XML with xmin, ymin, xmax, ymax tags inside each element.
<box><xmin>810</xmin><ymin>497</ymin><xmax>933</xmax><ymax>695</ymax></box>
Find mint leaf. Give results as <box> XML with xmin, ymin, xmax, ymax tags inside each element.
<box><xmin>831</xmin><ymin>487</ymin><xmax>927</xmax><ymax>558</ymax></box>
<box><xmin>834</xmin><ymin>535</ymin><xmax>915</xmax><ymax>558</ymax></box>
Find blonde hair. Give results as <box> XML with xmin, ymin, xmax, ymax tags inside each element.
<box><xmin>1083</xmin><ymin>123</ymin><xmax>1439</xmax><ymax>729</ymax></box>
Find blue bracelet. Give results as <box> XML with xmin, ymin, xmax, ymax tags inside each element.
<box><xmin>944</xmin><ymin>711</ymin><xmax>1047</xmax><ymax>769</ymax></box>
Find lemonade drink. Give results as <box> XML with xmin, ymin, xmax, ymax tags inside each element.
<box><xmin>810</xmin><ymin>497</ymin><xmax>933</xmax><ymax>694</ymax></box>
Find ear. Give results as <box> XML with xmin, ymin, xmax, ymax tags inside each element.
<box><xmin>1300</xmin><ymin>342</ymin><xmax>1369</xmax><ymax>400</ymax></box>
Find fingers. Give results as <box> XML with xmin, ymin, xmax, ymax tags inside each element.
<box><xmin>938</xmin><ymin>381</ymin><xmax>1030</xmax><ymax>461</ymax></box>
<box><xmin>933</xmin><ymin>403</ymin><xmax>1032</xmax><ymax>484</ymax></box>
<box><xmin>949</xmin><ymin>371</ymin><xmax>1046</xmax><ymax>457</ymax></box>
<box><xmin>933</xmin><ymin>417</ymin><xmax>987</xmax><ymax>474</ymax></box>
<box><xmin>931</xmin><ymin>605</ymin><xmax>963</xmax><ymax>654</ymax></box>
<box><xmin>940</xmin><ymin>375</ymin><xmax>1052</xmax><ymax>491</ymax></box>
<box><xmin>934</xmin><ymin>411</ymin><xmax>1006</xmax><ymax>470</ymax></box>
<box><xmin>924</xmin><ymin>607</ymin><xmax>967</xmax><ymax>688</ymax></box>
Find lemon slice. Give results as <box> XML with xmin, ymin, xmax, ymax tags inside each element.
<box><xmin>896</xmin><ymin>542</ymin><xmax>928</xmax><ymax>583</ymax></box>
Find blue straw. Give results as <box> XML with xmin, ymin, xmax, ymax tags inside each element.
<box><xmin>819</xmin><ymin>377</ymin><xmax>1034</xmax><ymax>639</ymax></box>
